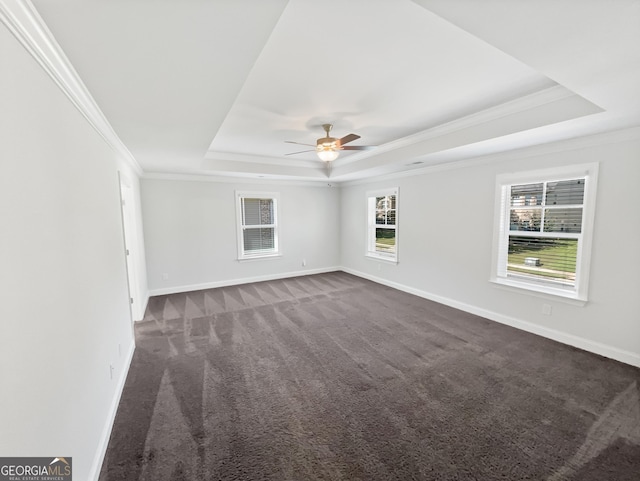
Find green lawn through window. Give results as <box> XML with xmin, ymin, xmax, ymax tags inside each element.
<box><xmin>507</xmin><ymin>238</ymin><xmax>577</xmax><ymax>282</ymax></box>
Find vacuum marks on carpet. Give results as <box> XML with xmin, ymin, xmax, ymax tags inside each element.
<box><xmin>100</xmin><ymin>272</ymin><xmax>640</xmax><ymax>481</ymax></box>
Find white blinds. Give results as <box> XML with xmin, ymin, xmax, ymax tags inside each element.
<box><xmin>507</xmin><ymin>178</ymin><xmax>585</xmax><ymax>287</ymax></box>
<box><xmin>241</xmin><ymin>198</ymin><xmax>276</xmax><ymax>254</ymax></box>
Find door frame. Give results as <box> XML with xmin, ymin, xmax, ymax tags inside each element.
<box><xmin>118</xmin><ymin>172</ymin><xmax>143</xmax><ymax>321</ymax></box>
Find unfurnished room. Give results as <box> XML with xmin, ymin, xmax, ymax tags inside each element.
<box><xmin>1</xmin><ymin>1</ymin><xmax>640</xmax><ymax>480</ymax></box>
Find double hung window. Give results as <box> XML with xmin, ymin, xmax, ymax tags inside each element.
<box><xmin>236</xmin><ymin>192</ymin><xmax>280</xmax><ymax>260</ymax></box>
<box><xmin>492</xmin><ymin>164</ymin><xmax>598</xmax><ymax>301</ymax></box>
<box><xmin>366</xmin><ymin>188</ymin><xmax>398</xmax><ymax>262</ymax></box>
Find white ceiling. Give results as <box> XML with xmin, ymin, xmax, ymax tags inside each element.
<box><xmin>31</xmin><ymin>0</ymin><xmax>640</xmax><ymax>182</ymax></box>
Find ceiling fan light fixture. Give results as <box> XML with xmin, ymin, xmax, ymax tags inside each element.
<box><xmin>286</xmin><ymin>123</ymin><xmax>373</xmax><ymax>162</ymax></box>
<box><xmin>316</xmin><ymin>146</ymin><xmax>340</xmax><ymax>162</ymax></box>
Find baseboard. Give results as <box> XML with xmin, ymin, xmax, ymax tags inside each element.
<box><xmin>88</xmin><ymin>339</ymin><xmax>136</xmax><ymax>481</ymax></box>
<box><xmin>341</xmin><ymin>267</ymin><xmax>640</xmax><ymax>368</ymax></box>
<box><xmin>147</xmin><ymin>266</ymin><xmax>342</xmax><ymax>297</ymax></box>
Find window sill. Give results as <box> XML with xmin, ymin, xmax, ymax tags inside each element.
<box><xmin>365</xmin><ymin>253</ymin><xmax>398</xmax><ymax>265</ymax></box>
<box><xmin>238</xmin><ymin>253</ymin><xmax>282</xmax><ymax>263</ymax></box>
<box><xmin>490</xmin><ymin>277</ymin><xmax>587</xmax><ymax>306</ymax></box>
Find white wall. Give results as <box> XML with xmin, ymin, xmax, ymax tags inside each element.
<box><xmin>142</xmin><ymin>178</ymin><xmax>340</xmax><ymax>293</ymax></box>
<box><xmin>340</xmin><ymin>133</ymin><xmax>640</xmax><ymax>366</ymax></box>
<box><xmin>0</xmin><ymin>20</ymin><xmax>137</xmax><ymax>481</ymax></box>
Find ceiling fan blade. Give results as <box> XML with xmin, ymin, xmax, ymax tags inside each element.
<box><xmin>285</xmin><ymin>149</ymin><xmax>315</xmax><ymax>156</ymax></box>
<box><xmin>342</xmin><ymin>145</ymin><xmax>375</xmax><ymax>151</ymax></box>
<box><xmin>339</xmin><ymin>133</ymin><xmax>361</xmax><ymax>145</ymax></box>
<box><xmin>285</xmin><ymin>140</ymin><xmax>315</xmax><ymax>147</ymax></box>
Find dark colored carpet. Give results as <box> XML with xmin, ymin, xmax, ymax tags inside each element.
<box><xmin>99</xmin><ymin>272</ymin><xmax>640</xmax><ymax>481</ymax></box>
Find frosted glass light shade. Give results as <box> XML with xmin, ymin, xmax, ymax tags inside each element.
<box><xmin>316</xmin><ymin>148</ymin><xmax>339</xmax><ymax>162</ymax></box>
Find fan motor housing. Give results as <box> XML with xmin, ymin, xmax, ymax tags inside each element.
<box><xmin>317</xmin><ymin>137</ymin><xmax>338</xmax><ymax>148</ymax></box>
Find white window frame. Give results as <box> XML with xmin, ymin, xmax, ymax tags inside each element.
<box><xmin>490</xmin><ymin>163</ymin><xmax>599</xmax><ymax>302</ymax></box>
<box><xmin>235</xmin><ymin>191</ymin><xmax>281</xmax><ymax>261</ymax></box>
<box><xmin>366</xmin><ymin>187</ymin><xmax>399</xmax><ymax>263</ymax></box>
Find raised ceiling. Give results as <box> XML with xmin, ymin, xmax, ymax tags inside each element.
<box><xmin>30</xmin><ymin>0</ymin><xmax>640</xmax><ymax>182</ymax></box>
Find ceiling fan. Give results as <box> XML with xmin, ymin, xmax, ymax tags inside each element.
<box><xmin>285</xmin><ymin>124</ymin><xmax>375</xmax><ymax>162</ymax></box>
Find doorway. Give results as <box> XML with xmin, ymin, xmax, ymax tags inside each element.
<box><xmin>119</xmin><ymin>174</ymin><xmax>143</xmax><ymax>321</ymax></box>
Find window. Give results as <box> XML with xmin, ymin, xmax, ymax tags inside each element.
<box><xmin>491</xmin><ymin>163</ymin><xmax>598</xmax><ymax>301</ymax></box>
<box><xmin>236</xmin><ymin>191</ymin><xmax>280</xmax><ymax>260</ymax></box>
<box><xmin>367</xmin><ymin>188</ymin><xmax>398</xmax><ymax>262</ymax></box>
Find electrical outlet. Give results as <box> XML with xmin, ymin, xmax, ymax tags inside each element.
<box><xmin>542</xmin><ymin>304</ymin><xmax>552</xmax><ymax>316</ymax></box>
<box><xmin>109</xmin><ymin>363</ymin><xmax>115</xmax><ymax>380</ymax></box>
<box><xmin>377</xmin><ymin>263</ymin><xmax>382</xmax><ymax>271</ymax></box>
<box><xmin>302</xmin><ymin>259</ymin><xmax>306</xmax><ymax>267</ymax></box>
<box><xmin>162</xmin><ymin>273</ymin><xmax>169</xmax><ymax>281</ymax></box>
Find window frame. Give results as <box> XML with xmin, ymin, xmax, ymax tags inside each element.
<box><xmin>490</xmin><ymin>163</ymin><xmax>599</xmax><ymax>302</ymax></box>
<box><xmin>366</xmin><ymin>187</ymin><xmax>399</xmax><ymax>263</ymax></box>
<box><xmin>235</xmin><ymin>191</ymin><xmax>281</xmax><ymax>261</ymax></box>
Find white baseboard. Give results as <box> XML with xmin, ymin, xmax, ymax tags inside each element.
<box><xmin>89</xmin><ymin>339</ymin><xmax>136</xmax><ymax>481</ymax></box>
<box><xmin>341</xmin><ymin>267</ymin><xmax>640</xmax><ymax>368</ymax></box>
<box><xmin>147</xmin><ymin>266</ymin><xmax>341</xmax><ymax>297</ymax></box>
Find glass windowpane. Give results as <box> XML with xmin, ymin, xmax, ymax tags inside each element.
<box><xmin>375</xmin><ymin>228</ymin><xmax>396</xmax><ymax>254</ymax></box>
<box><xmin>507</xmin><ymin>236</ymin><xmax>577</xmax><ymax>286</ymax></box>
<box><xmin>510</xmin><ymin>183</ymin><xmax>543</xmax><ymax>207</ymax></box>
<box><xmin>243</xmin><ymin>199</ymin><xmax>260</xmax><ymax>225</ymax></box>
<box><xmin>510</xmin><ymin>208</ymin><xmax>541</xmax><ymax>231</ymax></box>
<box><xmin>546</xmin><ymin>179</ymin><xmax>585</xmax><ymax>206</ymax></box>
<box><xmin>243</xmin><ymin>227</ymin><xmax>274</xmax><ymax>252</ymax></box>
<box><xmin>387</xmin><ymin>210</ymin><xmax>396</xmax><ymax>225</ymax></box>
<box><xmin>543</xmin><ymin>208</ymin><xmax>583</xmax><ymax>233</ymax></box>
<box><xmin>243</xmin><ymin>198</ymin><xmax>273</xmax><ymax>226</ymax></box>
<box><xmin>259</xmin><ymin>199</ymin><xmax>273</xmax><ymax>224</ymax></box>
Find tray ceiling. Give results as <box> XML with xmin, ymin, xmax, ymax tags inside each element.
<box><xmin>29</xmin><ymin>0</ymin><xmax>640</xmax><ymax>182</ymax></box>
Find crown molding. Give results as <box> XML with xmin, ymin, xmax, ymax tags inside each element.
<box><xmin>148</xmin><ymin>125</ymin><xmax>640</xmax><ymax>188</ymax></box>
<box><xmin>334</xmin><ymin>85</ymin><xmax>595</xmax><ymax>168</ymax></box>
<box><xmin>147</xmin><ymin>126</ymin><xmax>640</xmax><ymax>188</ymax></box>
<box><xmin>142</xmin><ymin>172</ymin><xmax>335</xmax><ymax>188</ymax></box>
<box><xmin>0</xmin><ymin>0</ymin><xmax>143</xmax><ymax>175</ymax></box>
<box><xmin>338</xmin><ymin>125</ymin><xmax>640</xmax><ymax>187</ymax></box>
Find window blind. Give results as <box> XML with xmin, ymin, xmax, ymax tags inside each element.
<box><xmin>507</xmin><ymin>178</ymin><xmax>585</xmax><ymax>288</ymax></box>
<box><xmin>241</xmin><ymin>198</ymin><xmax>277</xmax><ymax>255</ymax></box>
